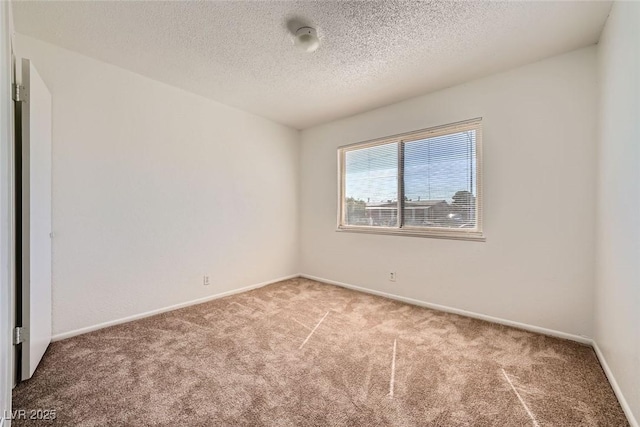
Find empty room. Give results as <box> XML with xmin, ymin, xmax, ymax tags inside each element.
<box><xmin>0</xmin><ymin>0</ymin><xmax>638</xmax><ymax>426</ymax></box>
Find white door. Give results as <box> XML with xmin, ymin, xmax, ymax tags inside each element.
<box><xmin>16</xmin><ymin>58</ymin><xmax>52</xmax><ymax>381</ymax></box>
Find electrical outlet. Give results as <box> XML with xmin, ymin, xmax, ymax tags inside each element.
<box><xmin>389</xmin><ymin>272</ymin><xmax>396</xmax><ymax>282</ymax></box>
<box><xmin>203</xmin><ymin>275</ymin><xmax>210</xmax><ymax>286</ymax></box>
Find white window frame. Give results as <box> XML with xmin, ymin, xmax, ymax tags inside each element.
<box><xmin>337</xmin><ymin>118</ymin><xmax>484</xmax><ymax>241</ymax></box>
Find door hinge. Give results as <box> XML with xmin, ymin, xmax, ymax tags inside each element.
<box><xmin>13</xmin><ymin>327</ymin><xmax>27</xmax><ymax>345</ymax></box>
<box><xmin>12</xmin><ymin>84</ymin><xmax>27</xmax><ymax>102</ymax></box>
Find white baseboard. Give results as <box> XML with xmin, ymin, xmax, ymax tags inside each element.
<box><xmin>51</xmin><ymin>274</ymin><xmax>299</xmax><ymax>341</ymax></box>
<box><xmin>592</xmin><ymin>341</ymin><xmax>638</xmax><ymax>427</ymax></box>
<box><xmin>299</xmin><ymin>274</ymin><xmax>592</xmax><ymax>344</ymax></box>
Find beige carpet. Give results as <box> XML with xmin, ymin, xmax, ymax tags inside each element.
<box><xmin>12</xmin><ymin>278</ymin><xmax>627</xmax><ymax>426</ymax></box>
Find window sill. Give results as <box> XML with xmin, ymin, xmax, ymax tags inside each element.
<box><xmin>336</xmin><ymin>225</ymin><xmax>486</xmax><ymax>242</ymax></box>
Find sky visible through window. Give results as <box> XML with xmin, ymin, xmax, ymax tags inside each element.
<box><xmin>345</xmin><ymin>131</ymin><xmax>476</xmax><ymax>203</ymax></box>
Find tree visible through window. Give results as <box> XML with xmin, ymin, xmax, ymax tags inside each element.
<box><xmin>338</xmin><ymin>119</ymin><xmax>483</xmax><ymax>240</ymax></box>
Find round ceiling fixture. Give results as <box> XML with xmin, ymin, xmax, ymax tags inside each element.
<box><xmin>294</xmin><ymin>27</ymin><xmax>320</xmax><ymax>53</ymax></box>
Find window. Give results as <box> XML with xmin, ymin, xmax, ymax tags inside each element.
<box><xmin>338</xmin><ymin>118</ymin><xmax>483</xmax><ymax>240</ymax></box>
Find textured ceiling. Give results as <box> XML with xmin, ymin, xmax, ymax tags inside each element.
<box><xmin>13</xmin><ymin>1</ymin><xmax>611</xmax><ymax>129</ymax></box>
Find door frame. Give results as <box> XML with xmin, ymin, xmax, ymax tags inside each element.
<box><xmin>1</xmin><ymin>1</ymin><xmax>16</xmax><ymax>425</ymax></box>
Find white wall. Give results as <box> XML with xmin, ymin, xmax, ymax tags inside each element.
<box><xmin>0</xmin><ymin>2</ymin><xmax>14</xmax><ymax>425</ymax></box>
<box><xmin>14</xmin><ymin>35</ymin><xmax>300</xmax><ymax>337</ymax></box>
<box><xmin>300</xmin><ymin>47</ymin><xmax>597</xmax><ymax>338</ymax></box>
<box><xmin>595</xmin><ymin>2</ymin><xmax>640</xmax><ymax>424</ymax></box>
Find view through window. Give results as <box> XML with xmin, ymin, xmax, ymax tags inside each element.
<box><xmin>339</xmin><ymin>119</ymin><xmax>483</xmax><ymax>240</ymax></box>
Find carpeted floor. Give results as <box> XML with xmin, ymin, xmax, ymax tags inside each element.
<box><xmin>12</xmin><ymin>278</ymin><xmax>628</xmax><ymax>426</ymax></box>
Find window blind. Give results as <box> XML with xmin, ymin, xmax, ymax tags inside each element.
<box><xmin>344</xmin><ymin>142</ymin><xmax>398</xmax><ymax>227</ymax></box>
<box><xmin>403</xmin><ymin>129</ymin><xmax>477</xmax><ymax>229</ymax></box>
<box><xmin>338</xmin><ymin>118</ymin><xmax>483</xmax><ymax>240</ymax></box>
